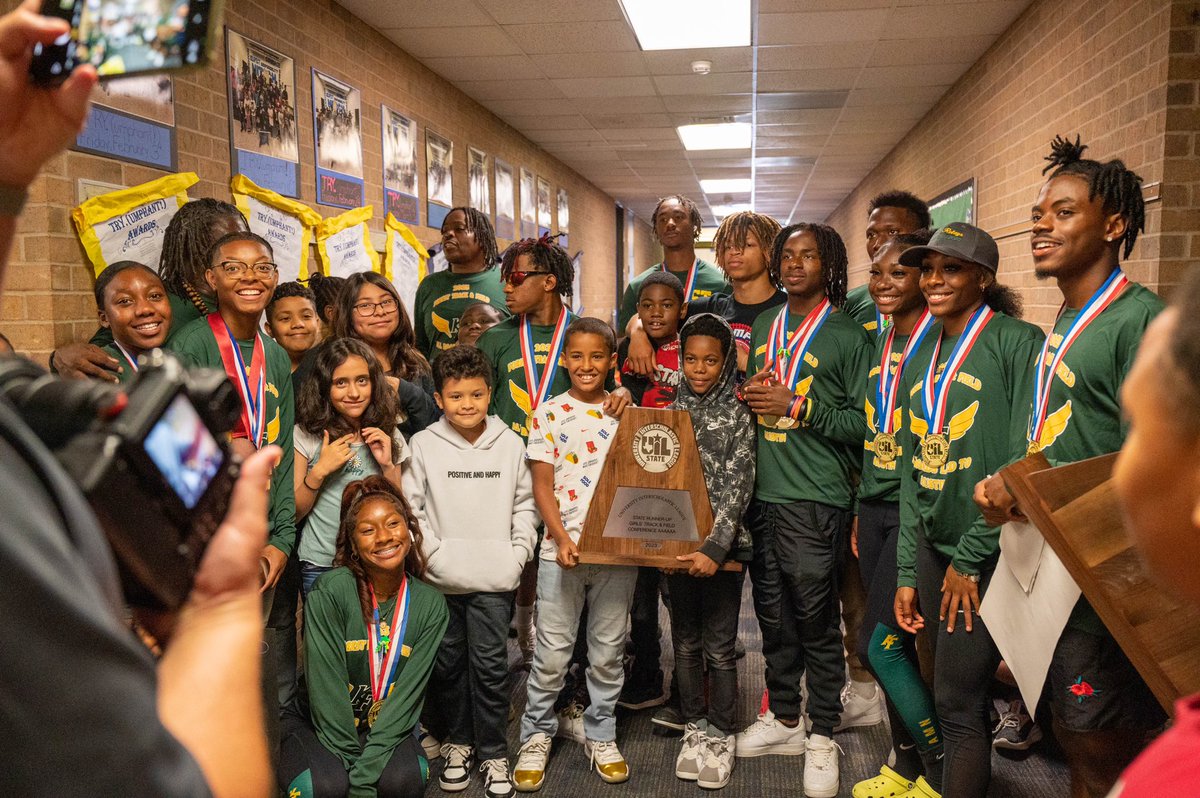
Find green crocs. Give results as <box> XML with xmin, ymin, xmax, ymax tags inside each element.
<box><xmin>898</xmin><ymin>776</ymin><xmax>941</xmax><ymax>798</ymax></box>
<box><xmin>852</xmin><ymin>765</ymin><xmax>914</xmax><ymax>798</ymax></box>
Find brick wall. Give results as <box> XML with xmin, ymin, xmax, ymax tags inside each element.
<box><xmin>825</xmin><ymin>0</ymin><xmax>1181</xmax><ymax>329</ymax></box>
<box><xmin>1160</xmin><ymin>1</ymin><xmax>1200</xmax><ymax>296</ymax></box>
<box><xmin>0</xmin><ymin>0</ymin><xmax>658</xmax><ymax>363</ymax></box>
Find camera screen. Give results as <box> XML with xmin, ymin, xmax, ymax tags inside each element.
<box><xmin>63</xmin><ymin>0</ymin><xmax>208</xmax><ymax>75</ymax></box>
<box><xmin>143</xmin><ymin>393</ymin><xmax>224</xmax><ymax>509</ymax></box>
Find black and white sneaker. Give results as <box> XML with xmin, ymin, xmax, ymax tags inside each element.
<box><xmin>480</xmin><ymin>757</ymin><xmax>514</xmax><ymax>798</ymax></box>
<box><xmin>438</xmin><ymin>743</ymin><xmax>474</xmax><ymax>792</ymax></box>
<box><xmin>992</xmin><ymin>700</ymin><xmax>1043</xmax><ymax>751</ymax></box>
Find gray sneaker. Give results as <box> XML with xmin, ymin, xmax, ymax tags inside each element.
<box><xmin>697</xmin><ymin>731</ymin><xmax>736</xmax><ymax>790</ymax></box>
<box><xmin>675</xmin><ymin>723</ymin><xmax>705</xmax><ymax>781</ymax></box>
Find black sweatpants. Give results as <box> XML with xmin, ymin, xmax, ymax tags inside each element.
<box><xmin>278</xmin><ymin>706</ymin><xmax>427</xmax><ymax>798</ymax></box>
<box><xmin>666</xmin><ymin>568</ymin><xmax>745</xmax><ymax>735</ymax></box>
<box><xmin>748</xmin><ymin>498</ymin><xmax>849</xmax><ymax>738</ymax></box>
<box><xmin>915</xmin><ymin>532</ymin><xmax>1000</xmax><ymax>798</ymax></box>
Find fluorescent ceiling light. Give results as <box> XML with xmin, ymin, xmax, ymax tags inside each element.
<box><xmin>700</xmin><ymin>178</ymin><xmax>752</xmax><ymax>194</ymax></box>
<box><xmin>619</xmin><ymin>0</ymin><xmax>751</xmax><ymax>50</ymax></box>
<box><xmin>711</xmin><ymin>203</ymin><xmax>752</xmax><ymax>217</ymax></box>
<box><xmin>677</xmin><ymin>122</ymin><xmax>751</xmax><ymax>151</ymax></box>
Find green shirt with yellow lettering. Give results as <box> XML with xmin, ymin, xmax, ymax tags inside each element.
<box><xmin>896</xmin><ymin>313</ymin><xmax>1043</xmax><ymax>588</ymax></box>
<box><xmin>748</xmin><ymin>307</ymin><xmax>871</xmax><ymax>509</ymax></box>
<box><xmin>302</xmin><ymin>567</ymin><xmax>447</xmax><ymax>796</ymax></box>
<box><xmin>842</xmin><ymin>284</ymin><xmax>883</xmax><ymax>335</ymax></box>
<box><xmin>413</xmin><ymin>268</ymin><xmax>508</xmax><ymax>361</ymax></box>
<box><xmin>476</xmin><ymin>313</ymin><xmax>579</xmax><ymax>438</ymax></box>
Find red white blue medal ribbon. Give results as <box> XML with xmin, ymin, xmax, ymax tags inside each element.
<box><xmin>367</xmin><ymin>576</ymin><xmax>411</xmax><ymax>704</ymax></box>
<box><xmin>875</xmin><ymin>307</ymin><xmax>890</xmax><ymax>336</ymax></box>
<box><xmin>1028</xmin><ymin>268</ymin><xmax>1128</xmax><ymax>446</ymax></box>
<box><xmin>207</xmin><ymin>312</ymin><xmax>266</xmax><ymax>447</ymax></box>
<box><xmin>765</xmin><ymin>298</ymin><xmax>833</xmax><ymax>392</ymax></box>
<box><xmin>921</xmin><ymin>305</ymin><xmax>993</xmax><ymax>435</ymax></box>
<box><xmin>664</xmin><ymin>258</ymin><xmax>699</xmax><ymax>304</ymax></box>
<box><xmin>113</xmin><ymin>341</ymin><xmax>140</xmax><ymax>374</ymax></box>
<box><xmin>876</xmin><ymin>309</ymin><xmax>934</xmax><ymax>435</ymax></box>
<box><xmin>520</xmin><ymin>307</ymin><xmax>569</xmax><ymax>414</ymax></box>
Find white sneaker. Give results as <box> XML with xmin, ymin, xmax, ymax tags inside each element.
<box><xmin>584</xmin><ymin>738</ymin><xmax>630</xmax><ymax>784</ymax></box>
<box><xmin>735</xmin><ymin>710</ymin><xmax>806</xmax><ymax>758</ymax></box>
<box><xmin>438</xmin><ymin>743</ymin><xmax>474</xmax><ymax>792</ymax></box>
<box><xmin>675</xmin><ymin>723</ymin><xmax>705</xmax><ymax>781</ymax></box>
<box><xmin>419</xmin><ymin>724</ymin><xmax>442</xmax><ymax>759</ymax></box>
<box><xmin>836</xmin><ymin>680</ymin><xmax>884</xmax><ymax>731</ymax></box>
<box><xmin>697</xmin><ymin>731</ymin><xmax>736</xmax><ymax>790</ymax></box>
<box><xmin>480</xmin><ymin>757</ymin><xmax>514</xmax><ymax>798</ymax></box>
<box><xmin>554</xmin><ymin>701</ymin><xmax>586</xmax><ymax>744</ymax></box>
<box><xmin>803</xmin><ymin>734</ymin><xmax>842</xmax><ymax>798</ymax></box>
<box><xmin>513</xmin><ymin>733</ymin><xmax>551</xmax><ymax>793</ymax></box>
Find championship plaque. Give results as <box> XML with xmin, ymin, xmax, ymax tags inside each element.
<box><xmin>577</xmin><ymin>407</ymin><xmax>739</xmax><ymax>571</ymax></box>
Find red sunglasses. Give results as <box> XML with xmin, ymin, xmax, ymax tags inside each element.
<box><xmin>505</xmin><ymin>270</ymin><xmax>552</xmax><ymax>287</ymax></box>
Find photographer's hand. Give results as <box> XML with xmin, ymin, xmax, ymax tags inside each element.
<box><xmin>158</xmin><ymin>446</ymin><xmax>278</xmax><ymax>798</ymax></box>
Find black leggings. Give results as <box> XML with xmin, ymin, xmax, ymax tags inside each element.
<box><xmin>915</xmin><ymin>533</ymin><xmax>1000</xmax><ymax>798</ymax></box>
<box><xmin>278</xmin><ymin>707</ymin><xmax>427</xmax><ymax>798</ymax></box>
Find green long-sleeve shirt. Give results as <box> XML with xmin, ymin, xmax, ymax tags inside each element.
<box><xmin>896</xmin><ymin>312</ymin><xmax>1043</xmax><ymax>588</ymax></box>
<box><xmin>303</xmin><ymin>567</ymin><xmax>448</xmax><ymax>797</ymax></box>
<box><xmin>748</xmin><ymin>307</ymin><xmax>871</xmax><ymax>509</ymax></box>
<box><xmin>859</xmin><ymin>329</ymin><xmax>921</xmax><ymax>504</ymax></box>
<box><xmin>168</xmin><ymin>315</ymin><xmax>297</xmax><ymax>556</ymax></box>
<box><xmin>842</xmin><ymin>284</ymin><xmax>882</xmax><ymax>334</ymax></box>
<box><xmin>412</xmin><ymin>268</ymin><xmax>508</xmax><ymax>361</ymax></box>
<box><xmin>617</xmin><ymin>258</ymin><xmax>729</xmax><ymax>330</ymax></box>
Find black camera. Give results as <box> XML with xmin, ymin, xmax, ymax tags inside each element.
<box><xmin>0</xmin><ymin>350</ymin><xmax>240</xmax><ymax>610</ymax></box>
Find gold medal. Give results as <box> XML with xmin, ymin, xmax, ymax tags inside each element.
<box><xmin>762</xmin><ymin>414</ymin><xmax>797</xmax><ymax>430</ymax></box>
<box><xmin>922</xmin><ymin>433</ymin><xmax>950</xmax><ymax>469</ymax></box>
<box><xmin>368</xmin><ymin>698</ymin><xmax>384</xmax><ymax>727</ymax></box>
<box><xmin>873</xmin><ymin>432</ymin><xmax>898</xmax><ymax>464</ymax></box>
<box><xmin>1026</xmin><ymin>440</ymin><xmax>1042</xmax><ymax>457</ymax></box>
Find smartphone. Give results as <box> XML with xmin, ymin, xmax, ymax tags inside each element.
<box><xmin>30</xmin><ymin>0</ymin><xmax>219</xmax><ymax>85</ymax></box>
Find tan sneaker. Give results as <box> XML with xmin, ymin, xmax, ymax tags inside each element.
<box><xmin>584</xmin><ymin>738</ymin><xmax>630</xmax><ymax>784</ymax></box>
<box><xmin>513</xmin><ymin>733</ymin><xmax>551</xmax><ymax>793</ymax></box>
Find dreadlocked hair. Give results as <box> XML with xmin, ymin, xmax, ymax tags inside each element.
<box><xmin>444</xmin><ymin>206</ymin><xmax>500</xmax><ymax>267</ymax></box>
<box><xmin>1042</xmin><ymin>134</ymin><xmax>1146</xmax><ymax>260</ymax></box>
<box><xmin>333</xmin><ymin>272</ymin><xmax>430</xmax><ymax>380</ymax></box>
<box><xmin>501</xmin><ymin>234</ymin><xmax>574</xmax><ymax>298</ymax></box>
<box><xmin>769</xmin><ymin>222</ymin><xmax>849</xmax><ymax>307</ymax></box>
<box><xmin>651</xmin><ymin>194</ymin><xmax>704</xmax><ymax>243</ymax></box>
<box><xmin>307</xmin><ymin>274</ymin><xmax>346</xmax><ymax>325</ymax></box>
<box><xmin>159</xmin><ymin>199</ymin><xmax>248</xmax><ymax>309</ymax></box>
<box><xmin>333</xmin><ymin>475</ymin><xmax>427</xmax><ymax>625</ymax></box>
<box><xmin>713</xmin><ymin>211</ymin><xmax>782</xmax><ymax>272</ymax></box>
<box><xmin>868</xmin><ymin>190</ymin><xmax>932</xmax><ymax>229</ymax></box>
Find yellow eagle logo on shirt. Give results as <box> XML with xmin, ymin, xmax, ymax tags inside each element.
<box><xmin>865</xmin><ymin>398</ymin><xmax>902</xmax><ymax>435</ymax></box>
<box><xmin>909</xmin><ymin>400</ymin><xmax>979</xmax><ymax>442</ymax></box>
<box><xmin>1031</xmin><ymin>400</ymin><xmax>1073</xmax><ymax>452</ymax></box>
<box><xmin>267</xmin><ymin>407</ymin><xmax>281</xmax><ymax>444</ymax></box>
<box><xmin>510</xmin><ymin>381</ymin><xmax>532</xmax><ymax>416</ymax></box>
<box><xmin>432</xmin><ymin>311</ymin><xmax>453</xmax><ymax>338</ymax></box>
<box><xmin>791</xmin><ymin>375</ymin><xmax>814</xmax><ymax>398</ymax></box>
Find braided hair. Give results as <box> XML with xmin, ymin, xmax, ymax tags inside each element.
<box><xmin>332</xmin><ymin>475</ymin><xmax>428</xmax><ymax>625</ymax></box>
<box><xmin>1042</xmin><ymin>135</ymin><xmax>1145</xmax><ymax>260</ymax></box>
<box><xmin>651</xmin><ymin>194</ymin><xmax>703</xmax><ymax>243</ymax></box>
<box><xmin>444</xmin><ymin>206</ymin><xmax>499</xmax><ymax>268</ymax></box>
<box><xmin>712</xmin><ymin>210</ymin><xmax>782</xmax><ymax>272</ymax></box>
<box><xmin>768</xmin><ymin>222</ymin><xmax>849</xmax><ymax>307</ymax></box>
<box><xmin>159</xmin><ymin>198</ymin><xmax>248</xmax><ymax>309</ymax></box>
<box><xmin>500</xmin><ymin>234</ymin><xmax>574</xmax><ymax>298</ymax></box>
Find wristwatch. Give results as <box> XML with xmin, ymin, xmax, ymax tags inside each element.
<box><xmin>954</xmin><ymin>567</ymin><xmax>980</xmax><ymax>584</ymax></box>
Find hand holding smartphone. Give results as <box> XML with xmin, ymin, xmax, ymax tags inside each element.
<box><xmin>30</xmin><ymin>0</ymin><xmax>220</xmax><ymax>86</ymax></box>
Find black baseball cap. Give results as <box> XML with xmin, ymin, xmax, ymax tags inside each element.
<box><xmin>899</xmin><ymin>222</ymin><xmax>999</xmax><ymax>273</ymax></box>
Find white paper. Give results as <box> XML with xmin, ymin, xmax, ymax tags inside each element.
<box><xmin>388</xmin><ymin>233</ymin><xmax>420</xmax><ymax>320</ymax></box>
<box><xmin>999</xmin><ymin>520</ymin><xmax>1045</xmax><ymax>594</ymax></box>
<box><xmin>981</xmin><ymin>542</ymin><xmax>1082</xmax><ymax>718</ymax></box>
<box><xmin>324</xmin><ymin>223</ymin><xmax>373</xmax><ymax>278</ymax></box>
<box><xmin>94</xmin><ymin>197</ymin><xmax>180</xmax><ymax>271</ymax></box>
<box><xmin>243</xmin><ymin>196</ymin><xmax>307</xmax><ymax>283</ymax></box>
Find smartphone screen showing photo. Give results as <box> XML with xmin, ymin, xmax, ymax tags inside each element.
<box><xmin>143</xmin><ymin>393</ymin><xmax>224</xmax><ymax>510</ymax></box>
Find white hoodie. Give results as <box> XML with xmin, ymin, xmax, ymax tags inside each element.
<box><xmin>403</xmin><ymin>415</ymin><xmax>540</xmax><ymax>594</ymax></box>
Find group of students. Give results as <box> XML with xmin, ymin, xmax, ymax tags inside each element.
<box><xmin>50</xmin><ymin>133</ymin><xmax>1175</xmax><ymax>798</ymax></box>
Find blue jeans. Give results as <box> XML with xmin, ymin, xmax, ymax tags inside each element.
<box><xmin>519</xmin><ymin>562</ymin><xmax>638</xmax><ymax>743</ymax></box>
<box><xmin>300</xmin><ymin>562</ymin><xmax>333</xmax><ymax>597</ymax></box>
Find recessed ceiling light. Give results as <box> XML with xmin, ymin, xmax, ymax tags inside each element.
<box><xmin>619</xmin><ymin>0</ymin><xmax>751</xmax><ymax>51</ymax></box>
<box><xmin>677</xmin><ymin>122</ymin><xmax>751</xmax><ymax>151</ymax></box>
<box><xmin>700</xmin><ymin>178</ymin><xmax>752</xmax><ymax>194</ymax></box>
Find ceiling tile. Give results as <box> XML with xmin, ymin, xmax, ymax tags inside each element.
<box><xmin>652</xmin><ymin>73</ymin><xmax>753</xmax><ymax>96</ymax></box>
<box><xmin>587</xmin><ymin>112</ymin><xmax>674</xmax><ymax>128</ymax></box>
<box><xmin>503</xmin><ymin>21</ymin><xmax>639</xmax><ymax>54</ymax></box>
<box><xmin>601</xmin><ymin>127</ymin><xmax>681</xmax><ymax>142</ymax></box>
<box><xmin>561</xmin><ymin>96</ymin><xmax>669</xmax><ymax>115</ymax></box>
<box><xmin>757</xmin><ymin>44</ymin><xmax>871</xmax><ymax>72</ymax></box>
<box><xmin>757</xmin><ymin>91</ymin><xmax>848</xmax><ymax>111</ymax></box>
<box><xmin>662</xmin><ymin>94</ymin><xmax>754</xmax><ymax>113</ymax></box>
<box><xmin>383</xmin><ymin>26</ymin><xmax>519</xmax><ymax>58</ymax></box>
<box><xmin>419</xmin><ymin>55</ymin><xmax>543</xmax><ymax>82</ymax></box>
<box><xmin>531</xmin><ymin>52</ymin><xmax>648</xmax><ymax>79</ymax></box>
<box><xmin>868</xmin><ymin>34</ymin><xmax>996</xmax><ymax>66</ymax></box>
<box><xmin>846</xmin><ymin>85</ymin><xmax>948</xmax><ymax>107</ymax></box>
<box><xmin>339</xmin><ymin>0</ymin><xmax>491</xmax><ymax>28</ymax></box>
<box><xmin>503</xmin><ymin>114</ymin><xmax>594</xmax><ymax>131</ymax></box>
<box><xmin>640</xmin><ymin>47</ymin><xmax>754</xmax><ymax>75</ymax></box>
<box><xmin>552</xmin><ymin>76</ymin><xmax>658</xmax><ymax>98</ymax></box>
<box><xmin>755</xmin><ymin>109</ymin><xmax>842</xmax><ymax>126</ymax></box>
<box><xmin>526</xmin><ymin>127</ymin><xmax>607</xmax><ymax>144</ymax></box>
<box><xmin>759</xmin><ymin>11</ymin><xmax>888</xmax><ymax>45</ymax></box>
<box><xmin>883</xmin><ymin>2</ymin><xmax>1031</xmax><ymax>39</ymax></box>
<box><xmin>455</xmin><ymin>78</ymin><xmax>564</xmax><ymax>101</ymax></box>
<box><xmin>475</xmin><ymin>0</ymin><xmax>621</xmax><ymax>24</ymax></box>
<box><xmin>757</xmin><ymin>68</ymin><xmax>861</xmax><ymax>93</ymax></box>
<box><xmin>856</xmin><ymin>63</ymin><xmax>968</xmax><ymax>88</ymax></box>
